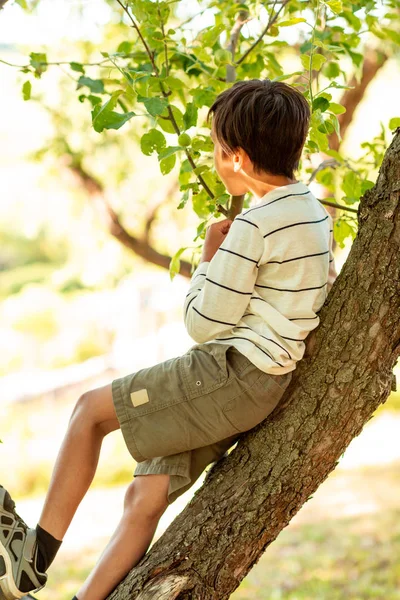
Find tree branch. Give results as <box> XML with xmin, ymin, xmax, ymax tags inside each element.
<box><xmin>235</xmin><ymin>0</ymin><xmax>291</xmax><ymax>66</ymax></box>
<box><xmin>144</xmin><ymin>180</ymin><xmax>179</xmax><ymax>244</ymax></box>
<box><xmin>225</xmin><ymin>9</ymin><xmax>251</xmax><ymax>83</ymax></box>
<box><xmin>115</xmin><ymin>0</ymin><xmax>228</xmax><ymax>217</ymax></box>
<box><xmin>65</xmin><ymin>157</ymin><xmax>194</xmax><ymax>278</ymax></box>
<box><xmin>328</xmin><ymin>49</ymin><xmax>388</xmax><ymax>152</ymax></box>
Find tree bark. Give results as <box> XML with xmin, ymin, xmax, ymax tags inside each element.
<box><xmin>107</xmin><ymin>129</ymin><xmax>400</xmax><ymax>599</ymax></box>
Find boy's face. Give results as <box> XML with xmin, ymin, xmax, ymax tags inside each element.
<box><xmin>210</xmin><ymin>125</ymin><xmax>250</xmax><ymax>196</ymax></box>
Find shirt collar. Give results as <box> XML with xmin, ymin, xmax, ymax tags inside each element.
<box><xmin>250</xmin><ymin>181</ymin><xmax>310</xmax><ymax>208</ymax></box>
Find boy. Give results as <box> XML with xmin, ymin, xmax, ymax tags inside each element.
<box><xmin>0</xmin><ymin>79</ymin><xmax>337</xmax><ymax>600</ymax></box>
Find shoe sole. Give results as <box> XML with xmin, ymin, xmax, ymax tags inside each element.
<box><xmin>0</xmin><ymin>538</ymin><xmax>25</xmax><ymax>600</ymax></box>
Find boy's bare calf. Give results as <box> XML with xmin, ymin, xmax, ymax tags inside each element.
<box><xmin>37</xmin><ymin>383</ymin><xmax>171</xmax><ymax>599</ymax></box>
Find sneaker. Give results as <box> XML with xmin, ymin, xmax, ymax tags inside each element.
<box><xmin>0</xmin><ymin>486</ymin><xmax>47</xmax><ymax>599</ymax></box>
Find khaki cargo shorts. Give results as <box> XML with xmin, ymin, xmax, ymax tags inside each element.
<box><xmin>111</xmin><ymin>342</ymin><xmax>293</xmax><ymax>505</ymax></box>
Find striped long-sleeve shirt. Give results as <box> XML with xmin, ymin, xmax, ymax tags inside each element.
<box><xmin>183</xmin><ymin>181</ymin><xmax>338</xmax><ymax>375</ymax></box>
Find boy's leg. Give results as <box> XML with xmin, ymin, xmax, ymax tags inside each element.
<box><xmin>38</xmin><ymin>383</ymin><xmax>121</xmax><ymax>540</ymax></box>
<box><xmin>75</xmin><ymin>473</ymin><xmax>170</xmax><ymax>600</ymax></box>
<box><xmin>0</xmin><ymin>383</ymin><xmax>120</xmax><ymax>598</ymax></box>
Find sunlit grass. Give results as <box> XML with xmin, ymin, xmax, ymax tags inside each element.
<box><xmin>231</xmin><ymin>507</ymin><xmax>400</xmax><ymax>599</ymax></box>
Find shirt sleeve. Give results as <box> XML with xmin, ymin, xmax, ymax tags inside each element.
<box><xmin>183</xmin><ymin>216</ymin><xmax>264</xmax><ymax>343</ymax></box>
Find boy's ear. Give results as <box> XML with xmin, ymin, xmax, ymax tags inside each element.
<box><xmin>233</xmin><ymin>148</ymin><xmax>247</xmax><ymax>172</ymax></box>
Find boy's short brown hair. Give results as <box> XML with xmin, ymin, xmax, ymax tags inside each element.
<box><xmin>207</xmin><ymin>79</ymin><xmax>310</xmax><ymax>179</ymax></box>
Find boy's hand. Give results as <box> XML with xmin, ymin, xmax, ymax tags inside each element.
<box><xmin>200</xmin><ymin>218</ymin><xmax>233</xmax><ymax>263</ymax></box>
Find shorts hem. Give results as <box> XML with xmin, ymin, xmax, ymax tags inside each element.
<box><xmin>134</xmin><ymin>463</ymin><xmax>192</xmax><ymax>506</ymax></box>
<box><xmin>134</xmin><ymin>463</ymin><xmax>188</xmax><ymax>476</ymax></box>
<box><xmin>111</xmin><ymin>377</ymin><xmax>147</xmax><ymax>463</ymax></box>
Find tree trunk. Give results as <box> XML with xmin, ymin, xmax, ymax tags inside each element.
<box><xmin>107</xmin><ymin>129</ymin><xmax>400</xmax><ymax>600</ymax></box>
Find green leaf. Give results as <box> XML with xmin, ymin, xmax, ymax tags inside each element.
<box><xmin>272</xmin><ymin>71</ymin><xmax>303</xmax><ymax>82</ymax></box>
<box><xmin>342</xmin><ymin>171</ymin><xmax>360</xmax><ymax>200</ymax></box>
<box><xmin>140</xmin><ymin>128</ymin><xmax>166</xmax><ymax>156</ymax></box>
<box><xmin>195</xmin><ymin>219</ymin><xmax>208</xmax><ymax>240</ymax></box>
<box><xmin>324</xmin><ymin>148</ymin><xmax>344</xmax><ymax>162</ymax></box>
<box><xmin>311</xmin><ymin>54</ymin><xmax>326</xmax><ymax>71</ymax></box>
<box><xmin>164</xmin><ymin>75</ymin><xmax>185</xmax><ymax>90</ymax></box>
<box><xmin>193</xmin><ymin>165</ymin><xmax>209</xmax><ymax>177</ymax></box>
<box><xmin>389</xmin><ymin>117</ymin><xmax>400</xmax><ymax>130</ymax></box>
<box><xmin>309</xmin><ymin>113</ymin><xmax>329</xmax><ymax>151</ymax></box>
<box><xmin>201</xmin><ymin>24</ymin><xmax>225</xmax><ymax>46</ymax></box>
<box><xmin>317</xmin><ymin>119</ymin><xmax>335</xmax><ymax>135</ymax></box>
<box><xmin>323</xmin><ymin>62</ymin><xmax>340</xmax><ymax>78</ymax></box>
<box><xmin>328</xmin><ymin>102</ymin><xmax>346</xmax><ymax>115</ymax></box>
<box><xmin>91</xmin><ymin>90</ymin><xmax>124</xmax><ymax>130</ymax></box>
<box><xmin>177</xmin><ymin>188</ymin><xmax>190</xmax><ymax>209</ymax></box>
<box><xmin>84</xmin><ymin>94</ymin><xmax>102</xmax><ymax>106</ymax></box>
<box><xmin>183</xmin><ymin>102</ymin><xmax>198</xmax><ymax>129</ymax></box>
<box><xmin>323</xmin><ymin>0</ymin><xmax>343</xmax><ymax>15</ymax></box>
<box><xmin>159</xmin><ymin>153</ymin><xmax>176</xmax><ymax>175</ymax></box>
<box><xmin>361</xmin><ymin>180</ymin><xmax>375</xmax><ymax>194</ymax></box>
<box><xmin>142</xmin><ymin>96</ymin><xmax>169</xmax><ymax>117</ymax></box>
<box><xmin>334</xmin><ymin>219</ymin><xmax>354</xmax><ymax>248</ymax></box>
<box><xmin>157</xmin><ymin>146</ymin><xmax>181</xmax><ymax>160</ymax></box>
<box><xmin>91</xmin><ymin>97</ymin><xmax>136</xmax><ymax>133</ymax></box>
<box><xmin>191</xmin><ymin>135</ymin><xmax>213</xmax><ymax>152</ymax></box>
<box><xmin>190</xmin><ymin>87</ymin><xmax>216</xmax><ymax>108</ymax></box>
<box><xmin>330</xmin><ymin>82</ymin><xmax>354</xmax><ymax>90</ymax></box>
<box><xmin>312</xmin><ymin>97</ymin><xmax>330</xmax><ymax>113</ymax></box>
<box><xmin>343</xmin><ymin>10</ymin><xmax>362</xmax><ymax>31</ymax></box>
<box><xmin>300</xmin><ymin>55</ymin><xmax>310</xmax><ymax>70</ymax></box>
<box><xmin>169</xmin><ymin>246</ymin><xmax>187</xmax><ymax>280</ymax></box>
<box><xmin>346</xmin><ymin>49</ymin><xmax>363</xmax><ymax>68</ymax></box>
<box><xmin>157</xmin><ymin>105</ymin><xmax>184</xmax><ymax>133</ymax></box>
<box><xmin>70</xmin><ymin>62</ymin><xmax>85</xmax><ymax>73</ymax></box>
<box><xmin>77</xmin><ymin>76</ymin><xmax>104</xmax><ymax>94</ymax></box>
<box><xmin>381</xmin><ymin>27</ymin><xmax>400</xmax><ymax>45</ymax></box>
<box><xmin>279</xmin><ymin>18</ymin><xmax>307</xmax><ymax>27</ymax></box>
<box><xmin>328</xmin><ymin>114</ymin><xmax>341</xmax><ymax>142</ymax></box>
<box><xmin>155</xmin><ymin>48</ymin><xmax>175</xmax><ymax>72</ymax></box>
<box><xmin>93</xmin><ymin>110</ymin><xmax>136</xmax><ymax>133</ymax></box>
<box><xmin>192</xmin><ymin>190</ymin><xmax>210</xmax><ymax>220</ymax></box>
<box><xmin>214</xmin><ymin>49</ymin><xmax>231</xmax><ymax>65</ymax></box>
<box><xmin>22</xmin><ymin>80</ymin><xmax>31</xmax><ymax>101</ymax></box>
<box><xmin>29</xmin><ymin>52</ymin><xmax>47</xmax><ymax>77</ymax></box>
<box><xmin>117</xmin><ymin>41</ymin><xmax>133</xmax><ymax>54</ymax></box>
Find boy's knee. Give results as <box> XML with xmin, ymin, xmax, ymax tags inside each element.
<box><xmin>70</xmin><ymin>390</ymin><xmax>98</xmax><ymax>426</ymax></box>
<box><xmin>70</xmin><ymin>385</ymin><xmax>118</xmax><ymax>433</ymax></box>
<box><xmin>124</xmin><ymin>476</ymin><xmax>170</xmax><ymax>519</ymax></box>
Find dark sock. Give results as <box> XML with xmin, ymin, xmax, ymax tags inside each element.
<box><xmin>35</xmin><ymin>523</ymin><xmax>63</xmax><ymax>573</ymax></box>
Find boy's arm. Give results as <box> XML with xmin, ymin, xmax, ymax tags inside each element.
<box><xmin>183</xmin><ymin>216</ymin><xmax>264</xmax><ymax>343</ymax></box>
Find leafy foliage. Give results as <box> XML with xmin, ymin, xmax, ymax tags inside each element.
<box><xmin>4</xmin><ymin>0</ymin><xmax>400</xmax><ymax>279</ymax></box>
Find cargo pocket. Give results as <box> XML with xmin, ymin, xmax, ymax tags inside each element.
<box><xmin>222</xmin><ymin>370</ymin><xmax>292</xmax><ymax>434</ymax></box>
<box><xmin>180</xmin><ymin>343</ymin><xmax>233</xmax><ymax>399</ymax></box>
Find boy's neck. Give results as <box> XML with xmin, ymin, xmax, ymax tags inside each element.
<box><xmin>247</xmin><ymin>173</ymin><xmax>299</xmax><ymax>201</ymax></box>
